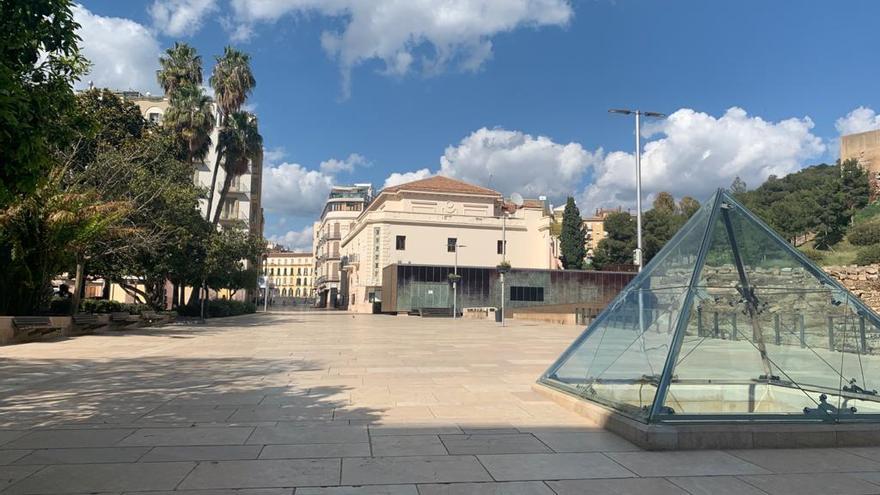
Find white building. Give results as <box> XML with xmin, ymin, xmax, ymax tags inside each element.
<box><xmin>339</xmin><ymin>176</ymin><xmax>558</xmax><ymax>313</ymax></box>
<box><xmin>313</xmin><ymin>184</ymin><xmax>373</xmax><ymax>308</ymax></box>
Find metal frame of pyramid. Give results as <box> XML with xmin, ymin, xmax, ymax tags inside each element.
<box><xmin>540</xmin><ymin>189</ymin><xmax>880</xmax><ymax>424</ymax></box>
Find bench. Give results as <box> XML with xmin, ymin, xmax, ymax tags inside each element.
<box><xmin>12</xmin><ymin>316</ymin><xmax>61</xmax><ymax>340</ymax></box>
<box><xmin>110</xmin><ymin>312</ymin><xmax>140</xmax><ymax>328</ymax></box>
<box><xmin>418</xmin><ymin>307</ymin><xmax>454</xmax><ymax>318</ymax></box>
<box><xmin>72</xmin><ymin>313</ymin><xmax>103</xmax><ymax>331</ymax></box>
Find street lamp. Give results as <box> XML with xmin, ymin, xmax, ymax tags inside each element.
<box><xmin>499</xmin><ymin>193</ymin><xmax>523</xmax><ymax>327</ymax></box>
<box><xmin>608</xmin><ymin>109</ymin><xmax>666</xmax><ymax>271</ymax></box>
<box><xmin>451</xmin><ymin>243</ymin><xmax>466</xmax><ymax>319</ymax></box>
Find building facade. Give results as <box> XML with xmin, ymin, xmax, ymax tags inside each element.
<box><xmin>123</xmin><ymin>91</ymin><xmax>264</xmax><ymax>237</ymax></box>
<box><xmin>339</xmin><ymin>176</ymin><xmax>557</xmax><ymax>313</ymax></box>
<box><xmin>313</xmin><ymin>184</ymin><xmax>373</xmax><ymax>308</ymax></box>
<box><xmin>841</xmin><ymin>129</ymin><xmax>880</xmax><ymax>194</ymax></box>
<box><xmin>264</xmin><ymin>251</ymin><xmax>314</xmax><ymax>301</ymax></box>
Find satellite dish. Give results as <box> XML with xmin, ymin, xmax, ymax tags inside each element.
<box><xmin>510</xmin><ymin>193</ymin><xmax>524</xmax><ymax>208</ymax></box>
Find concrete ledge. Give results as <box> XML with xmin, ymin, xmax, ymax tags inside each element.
<box><xmin>532</xmin><ymin>382</ymin><xmax>880</xmax><ymax>450</ymax></box>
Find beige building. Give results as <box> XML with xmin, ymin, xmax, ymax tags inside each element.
<box><xmin>339</xmin><ymin>176</ymin><xmax>557</xmax><ymax>314</ymax></box>
<box><xmin>264</xmin><ymin>251</ymin><xmax>314</xmax><ymax>299</ymax></box>
<box><xmin>122</xmin><ymin>91</ymin><xmax>264</xmax><ymax>237</ymax></box>
<box><xmin>583</xmin><ymin>207</ymin><xmax>628</xmax><ymax>254</ymax></box>
<box><xmin>841</xmin><ymin>129</ymin><xmax>880</xmax><ymax>189</ymax></box>
<box><xmin>314</xmin><ymin>184</ymin><xmax>373</xmax><ymax>308</ymax></box>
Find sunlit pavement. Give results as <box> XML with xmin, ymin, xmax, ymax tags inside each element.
<box><xmin>1</xmin><ymin>313</ymin><xmax>880</xmax><ymax>494</ymax></box>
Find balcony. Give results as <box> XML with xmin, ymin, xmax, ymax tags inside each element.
<box><xmin>218</xmin><ymin>210</ymin><xmax>249</xmax><ymax>226</ymax></box>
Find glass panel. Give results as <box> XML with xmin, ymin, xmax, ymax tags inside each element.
<box><xmin>545</xmin><ymin>287</ymin><xmax>688</xmax><ymax>421</ymax></box>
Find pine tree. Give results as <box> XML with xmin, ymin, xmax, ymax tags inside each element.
<box><xmin>559</xmin><ymin>197</ymin><xmax>586</xmax><ymax>269</ymax></box>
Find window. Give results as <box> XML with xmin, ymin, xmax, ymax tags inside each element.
<box><xmin>447</xmin><ymin>238</ymin><xmax>457</xmax><ymax>252</ymax></box>
<box><xmin>270</xmin><ymin>268</ymin><xmax>274</xmax><ymax>276</ymax></box>
<box><xmin>148</xmin><ymin>112</ymin><xmax>161</xmax><ymax>123</ymax></box>
<box><xmin>497</xmin><ymin>240</ymin><xmax>506</xmax><ymax>255</ymax></box>
<box><xmin>297</xmin><ymin>278</ymin><xmax>301</xmax><ymax>286</ymax></box>
<box><xmin>396</xmin><ymin>235</ymin><xmax>406</xmax><ymax>250</ymax></box>
<box><xmin>510</xmin><ymin>286</ymin><xmax>544</xmax><ymax>302</ymax></box>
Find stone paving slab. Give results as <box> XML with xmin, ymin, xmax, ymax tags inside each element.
<box><xmin>370</xmin><ymin>435</ymin><xmax>447</xmax><ymax>456</ymax></box>
<box><xmin>606</xmin><ymin>451</ymin><xmax>770</xmax><ymax>477</ymax></box>
<box><xmin>417</xmin><ymin>481</ymin><xmax>555</xmax><ymax>494</ymax></box>
<box><xmin>340</xmin><ymin>455</ymin><xmax>491</xmax><ymax>485</ymax></box>
<box><xmin>546</xmin><ymin>477</ymin><xmax>688</xmax><ymax>495</ymax></box>
<box><xmin>297</xmin><ymin>485</ymin><xmax>418</xmax><ymax>494</ymax></box>
<box><xmin>119</xmin><ymin>427</ymin><xmax>255</xmax><ymax>446</ymax></box>
<box><xmin>476</xmin><ymin>453</ymin><xmax>636</xmax><ymax>481</ymax></box>
<box><xmin>3</xmin><ymin>461</ymin><xmax>195</xmax><ymax>494</ymax></box>
<box><xmin>255</xmin><ymin>424</ymin><xmax>367</xmax><ymax>443</ymax></box>
<box><xmin>138</xmin><ymin>445</ymin><xmax>264</xmax><ymax>462</ymax></box>
<box><xmin>260</xmin><ymin>443</ymin><xmax>371</xmax><ymax>459</ymax></box>
<box><xmin>666</xmin><ymin>475</ymin><xmax>770</xmax><ymax>495</ymax></box>
<box><xmin>177</xmin><ymin>458</ymin><xmax>341</xmax><ymax>490</ymax></box>
<box><xmin>1</xmin><ymin>429</ymin><xmax>135</xmax><ymax>449</ymax></box>
<box><xmin>14</xmin><ymin>446</ymin><xmax>150</xmax><ymax>464</ymax></box>
<box><xmin>439</xmin><ymin>433</ymin><xmax>551</xmax><ymax>455</ymax></box>
<box><xmin>738</xmin><ymin>473</ymin><xmax>880</xmax><ymax>495</ymax></box>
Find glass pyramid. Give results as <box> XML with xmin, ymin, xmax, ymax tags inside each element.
<box><xmin>541</xmin><ymin>189</ymin><xmax>880</xmax><ymax>423</ymax></box>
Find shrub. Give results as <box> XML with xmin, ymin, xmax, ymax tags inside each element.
<box><xmin>848</xmin><ymin>221</ymin><xmax>880</xmax><ymax>246</ymax></box>
<box><xmin>801</xmin><ymin>248</ymin><xmax>825</xmax><ymax>263</ymax></box>
<box><xmin>49</xmin><ymin>298</ymin><xmax>73</xmax><ymax>315</ymax></box>
<box><xmin>178</xmin><ymin>299</ymin><xmax>256</xmax><ymax>318</ymax></box>
<box><xmin>79</xmin><ymin>299</ymin><xmax>151</xmax><ymax>314</ymax></box>
<box><xmin>855</xmin><ymin>245</ymin><xmax>880</xmax><ymax>266</ymax></box>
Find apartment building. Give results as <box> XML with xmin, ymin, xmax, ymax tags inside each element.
<box><xmin>313</xmin><ymin>184</ymin><xmax>373</xmax><ymax>308</ymax></box>
<box><xmin>339</xmin><ymin>176</ymin><xmax>557</xmax><ymax>313</ymax></box>
<box><xmin>264</xmin><ymin>251</ymin><xmax>314</xmax><ymax>300</ymax></box>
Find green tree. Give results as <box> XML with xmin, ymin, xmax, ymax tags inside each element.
<box><xmin>212</xmin><ymin>112</ymin><xmax>262</xmax><ymax>225</ymax></box>
<box><xmin>559</xmin><ymin>197</ymin><xmax>586</xmax><ymax>269</ymax></box>
<box><xmin>593</xmin><ymin>211</ymin><xmax>636</xmax><ymax>269</ymax></box>
<box><xmin>206</xmin><ymin>46</ymin><xmax>256</xmax><ymax>221</ymax></box>
<box><xmin>164</xmin><ymin>83</ymin><xmax>214</xmax><ymax>165</ymax></box>
<box><xmin>204</xmin><ymin>228</ymin><xmax>265</xmax><ymax>296</ymax></box>
<box><xmin>730</xmin><ymin>176</ymin><xmax>748</xmax><ymax>195</ymax></box>
<box><xmin>0</xmin><ymin>0</ymin><xmax>87</xmax><ymax>207</ymax></box>
<box><xmin>840</xmin><ymin>158</ymin><xmax>869</xmax><ymax>220</ymax></box>
<box><xmin>157</xmin><ymin>42</ymin><xmax>203</xmax><ymax>96</ymax></box>
<box><xmin>653</xmin><ymin>191</ymin><xmax>676</xmax><ymax>215</ymax></box>
<box><xmin>679</xmin><ymin>196</ymin><xmax>700</xmax><ymax>218</ymax></box>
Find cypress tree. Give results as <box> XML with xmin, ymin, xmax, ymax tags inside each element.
<box><xmin>560</xmin><ymin>197</ymin><xmax>587</xmax><ymax>269</ymax></box>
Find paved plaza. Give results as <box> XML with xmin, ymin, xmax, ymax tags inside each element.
<box><xmin>1</xmin><ymin>313</ymin><xmax>880</xmax><ymax>494</ymax></box>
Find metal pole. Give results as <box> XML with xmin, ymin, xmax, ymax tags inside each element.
<box><xmin>263</xmin><ymin>276</ymin><xmax>269</xmax><ymax>313</ymax></box>
<box><xmin>453</xmin><ymin>247</ymin><xmax>458</xmax><ymax>320</ymax></box>
<box><xmin>501</xmin><ymin>213</ymin><xmax>506</xmax><ymax>327</ymax></box>
<box><xmin>635</xmin><ymin>111</ymin><xmax>643</xmax><ymax>272</ymax></box>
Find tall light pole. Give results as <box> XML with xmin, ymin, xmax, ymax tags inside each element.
<box><xmin>608</xmin><ymin>109</ymin><xmax>666</xmax><ymax>272</ymax></box>
<box><xmin>452</xmin><ymin>243</ymin><xmax>466</xmax><ymax>319</ymax></box>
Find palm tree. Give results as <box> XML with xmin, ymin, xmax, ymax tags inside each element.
<box><xmin>163</xmin><ymin>83</ymin><xmax>215</xmax><ymax>165</ymax></box>
<box><xmin>212</xmin><ymin>111</ymin><xmax>262</xmax><ymax>226</ymax></box>
<box><xmin>205</xmin><ymin>46</ymin><xmax>256</xmax><ymax>222</ymax></box>
<box><xmin>157</xmin><ymin>43</ymin><xmax>203</xmax><ymax>96</ymax></box>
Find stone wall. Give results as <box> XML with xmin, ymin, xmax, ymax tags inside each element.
<box><xmin>823</xmin><ymin>264</ymin><xmax>880</xmax><ymax>313</ymax></box>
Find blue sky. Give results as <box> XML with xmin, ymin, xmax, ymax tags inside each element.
<box><xmin>75</xmin><ymin>0</ymin><xmax>880</xmax><ymax>249</ymax></box>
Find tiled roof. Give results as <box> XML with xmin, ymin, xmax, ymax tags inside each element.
<box><xmin>381</xmin><ymin>175</ymin><xmax>500</xmax><ymax>196</ymax></box>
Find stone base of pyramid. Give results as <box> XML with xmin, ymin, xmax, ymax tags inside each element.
<box><xmin>533</xmin><ymin>382</ymin><xmax>880</xmax><ymax>450</ymax></box>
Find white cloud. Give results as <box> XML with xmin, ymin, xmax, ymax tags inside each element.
<box><xmin>581</xmin><ymin>107</ymin><xmax>826</xmax><ymax>212</ymax></box>
<box><xmin>439</xmin><ymin>127</ymin><xmax>600</xmax><ymax>200</ymax></box>
<box><xmin>73</xmin><ymin>4</ymin><xmax>161</xmax><ymax>93</ymax></box>
<box><xmin>319</xmin><ymin>153</ymin><xmax>367</xmax><ymax>174</ymax></box>
<box><xmin>835</xmin><ymin>106</ymin><xmax>880</xmax><ymax>135</ymax></box>
<box><xmin>263</xmin><ymin>147</ymin><xmax>287</xmax><ymax>165</ymax></box>
<box><xmin>228</xmin><ymin>0</ymin><xmax>573</xmax><ymax>96</ymax></box>
<box><xmin>383</xmin><ymin>168</ymin><xmax>432</xmax><ymax>189</ymax></box>
<box><xmin>262</xmin><ymin>162</ymin><xmax>335</xmax><ymax>219</ymax></box>
<box><xmin>149</xmin><ymin>0</ymin><xmax>217</xmax><ymax>37</ymax></box>
<box><xmin>269</xmin><ymin>225</ymin><xmax>314</xmax><ymax>251</ymax></box>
